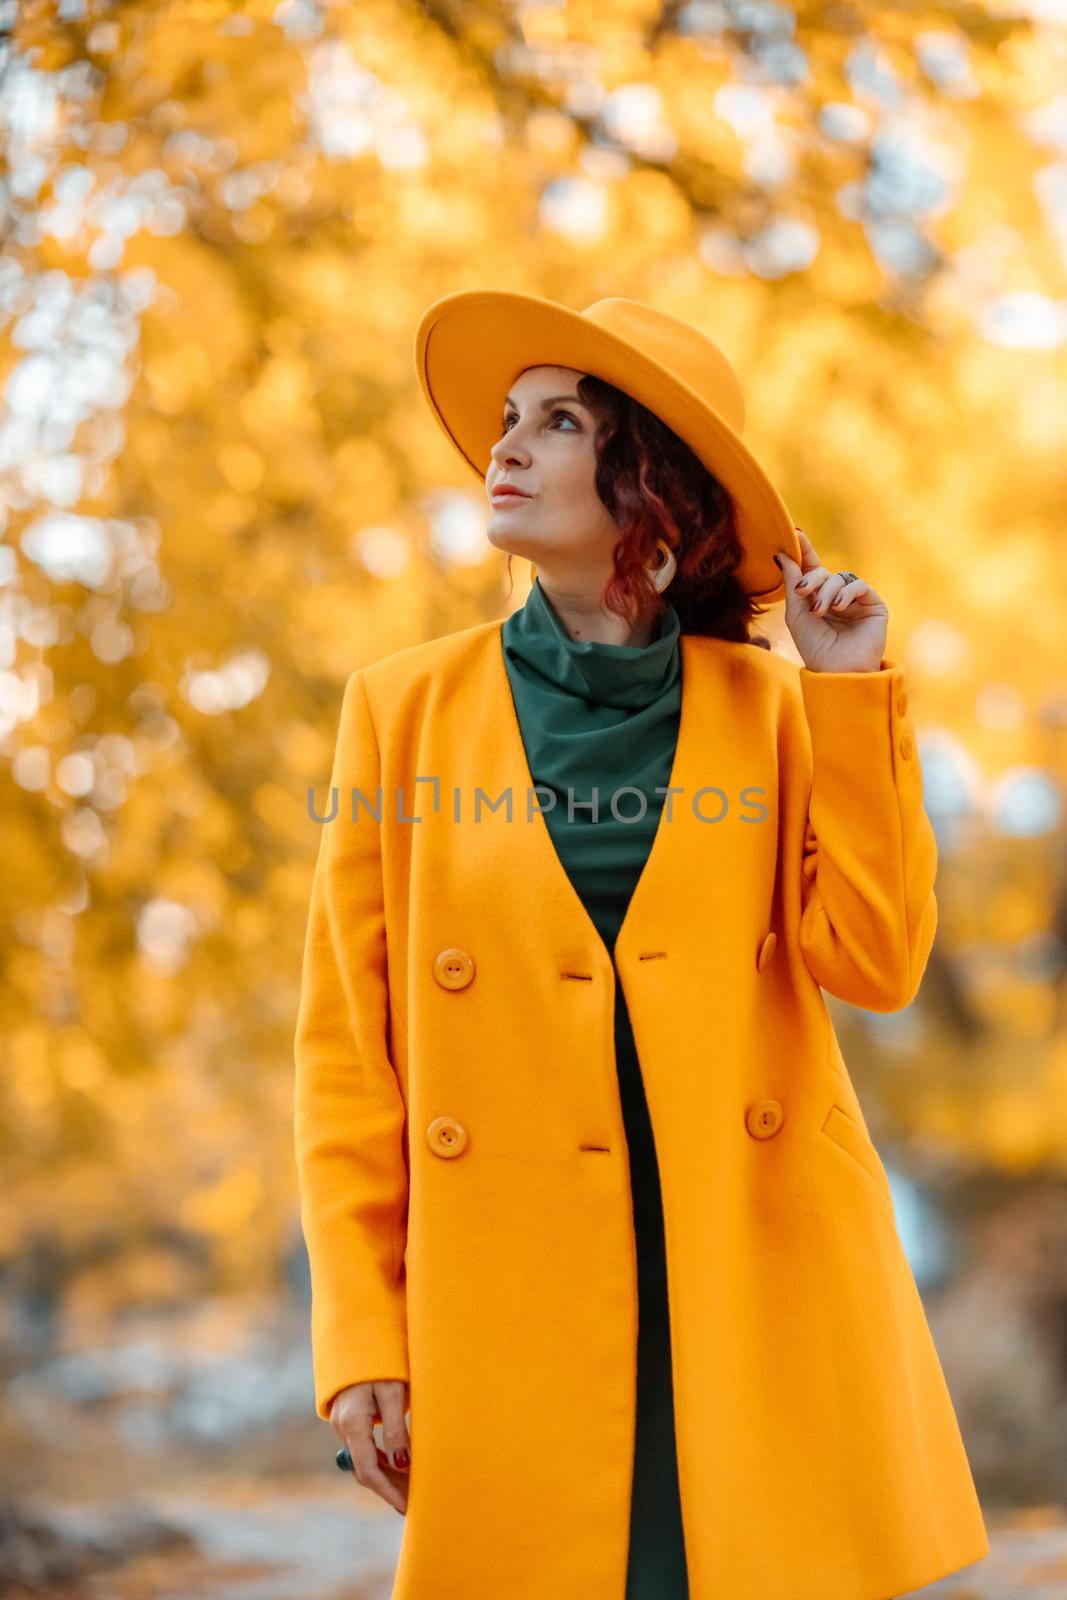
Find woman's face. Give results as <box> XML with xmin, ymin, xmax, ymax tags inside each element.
<box><xmin>485</xmin><ymin>365</ymin><xmax>621</xmax><ymax>581</ymax></box>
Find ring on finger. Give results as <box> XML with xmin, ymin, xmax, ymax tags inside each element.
<box><xmin>830</xmin><ymin>570</ymin><xmax>860</xmax><ymax>609</ymax></box>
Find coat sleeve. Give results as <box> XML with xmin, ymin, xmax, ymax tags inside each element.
<box><xmin>293</xmin><ymin>668</ymin><xmax>410</xmax><ymax>1424</ymax></box>
<box><xmin>794</xmin><ymin>655</ymin><xmax>938</xmax><ymax>1014</ymax></box>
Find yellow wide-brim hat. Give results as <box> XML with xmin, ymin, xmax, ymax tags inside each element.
<box><xmin>413</xmin><ymin>288</ymin><xmax>799</xmax><ymax>601</ymax></box>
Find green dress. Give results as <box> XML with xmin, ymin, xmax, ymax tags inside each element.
<box><xmin>502</xmin><ymin>577</ymin><xmax>690</xmax><ymax>1599</ymax></box>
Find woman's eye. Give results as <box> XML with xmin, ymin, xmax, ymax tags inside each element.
<box><xmin>501</xmin><ymin>410</ymin><xmax>578</xmax><ymax>432</ymax></box>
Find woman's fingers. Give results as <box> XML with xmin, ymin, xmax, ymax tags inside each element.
<box><xmin>781</xmin><ymin>552</ymin><xmax>833</xmax><ymax>619</ymax></box>
<box><xmin>794</xmin><ymin>527</ymin><xmax>822</xmax><ymax>571</ymax></box>
<box><xmin>805</xmin><ymin>571</ymin><xmax>876</xmax><ymax>617</ymax></box>
<box><xmin>788</xmin><ymin>529</ymin><xmax>827</xmax><ymax>595</ymax></box>
<box><xmin>376</xmin><ymin>1379</ymin><xmax>412</xmax><ymax>1474</ymax></box>
<box><xmin>790</xmin><ymin>529</ymin><xmax>874</xmax><ymax>616</ymax></box>
<box><xmin>790</xmin><ymin>556</ymin><xmax>872</xmax><ymax>617</ymax></box>
<box><xmin>807</xmin><ymin>569</ymin><xmax>848</xmax><ymax>615</ymax></box>
<box><xmin>794</xmin><ymin>564</ymin><xmax>831</xmax><ymax>603</ymax></box>
<box><xmin>331</xmin><ymin>1383</ymin><xmax>409</xmax><ymax>1515</ymax></box>
<box><xmin>348</xmin><ymin>1432</ymin><xmax>408</xmax><ymax>1514</ymax></box>
<box><xmin>829</xmin><ymin>577</ymin><xmax>871</xmax><ymax>611</ymax></box>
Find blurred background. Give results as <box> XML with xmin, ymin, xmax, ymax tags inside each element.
<box><xmin>2</xmin><ymin>0</ymin><xmax>1066</xmax><ymax>1595</ymax></box>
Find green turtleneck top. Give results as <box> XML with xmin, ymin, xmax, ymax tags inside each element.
<box><xmin>503</xmin><ymin>577</ymin><xmax>691</xmax><ymax>1587</ymax></box>
<box><xmin>500</xmin><ymin>576</ymin><xmax>683</xmax><ymax>955</ymax></box>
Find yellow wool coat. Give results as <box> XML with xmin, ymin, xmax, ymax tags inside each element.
<box><xmin>293</xmin><ymin>617</ymin><xmax>990</xmax><ymax>1600</ymax></box>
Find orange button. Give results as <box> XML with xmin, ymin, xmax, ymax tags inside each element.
<box><xmin>433</xmin><ymin>948</ymin><xmax>475</xmax><ymax>990</ymax></box>
<box><xmin>426</xmin><ymin>1116</ymin><xmax>468</xmax><ymax>1157</ymax></box>
<box><xmin>899</xmin><ymin>735</ymin><xmax>913</xmax><ymax>761</ymax></box>
<box><xmin>756</xmin><ymin>931</ymin><xmax>778</xmax><ymax>972</ymax></box>
<box><xmin>746</xmin><ymin>1100</ymin><xmax>783</xmax><ymax>1139</ymax></box>
<box><xmin>896</xmin><ymin>692</ymin><xmax>908</xmax><ymax>716</ymax></box>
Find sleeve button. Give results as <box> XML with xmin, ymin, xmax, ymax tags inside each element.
<box><xmin>899</xmin><ymin>734</ymin><xmax>913</xmax><ymax>760</ymax></box>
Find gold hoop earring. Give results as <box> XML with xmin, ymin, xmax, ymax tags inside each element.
<box><xmin>648</xmin><ymin>538</ymin><xmax>677</xmax><ymax>594</ymax></box>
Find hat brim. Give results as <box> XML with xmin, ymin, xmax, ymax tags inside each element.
<box><xmin>414</xmin><ymin>288</ymin><xmax>797</xmax><ymax>602</ymax></box>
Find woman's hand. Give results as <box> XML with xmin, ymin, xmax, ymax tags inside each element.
<box><xmin>777</xmin><ymin>529</ymin><xmax>888</xmax><ymax>674</ymax></box>
<box><xmin>330</xmin><ymin>1379</ymin><xmax>411</xmax><ymax>1515</ymax></box>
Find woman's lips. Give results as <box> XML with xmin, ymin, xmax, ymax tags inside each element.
<box><xmin>491</xmin><ymin>487</ymin><xmax>531</xmax><ymax>499</ymax></box>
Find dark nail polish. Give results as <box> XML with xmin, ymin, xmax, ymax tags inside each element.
<box><xmin>393</xmin><ymin>1447</ymin><xmax>410</xmax><ymax>1470</ymax></box>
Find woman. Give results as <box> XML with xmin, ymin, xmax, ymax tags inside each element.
<box><xmin>293</xmin><ymin>290</ymin><xmax>989</xmax><ymax>1599</ymax></box>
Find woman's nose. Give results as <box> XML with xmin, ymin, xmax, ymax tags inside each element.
<box><xmin>491</xmin><ymin>436</ymin><xmax>528</xmax><ymax>466</ymax></box>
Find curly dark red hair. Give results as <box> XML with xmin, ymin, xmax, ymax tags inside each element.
<box><xmin>506</xmin><ymin>372</ymin><xmax>773</xmax><ymax>647</ymax></box>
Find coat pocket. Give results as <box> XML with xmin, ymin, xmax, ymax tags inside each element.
<box><xmin>819</xmin><ymin>1103</ymin><xmax>894</xmax><ymax>1212</ymax></box>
